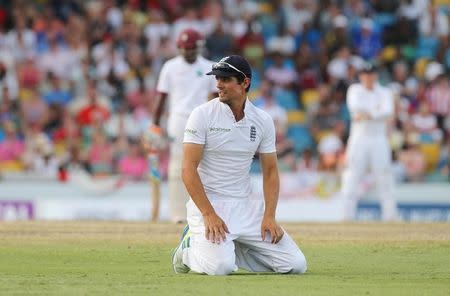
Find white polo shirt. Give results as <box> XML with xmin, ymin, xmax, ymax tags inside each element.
<box><xmin>156</xmin><ymin>55</ymin><xmax>217</xmax><ymax>117</ymax></box>
<box><xmin>184</xmin><ymin>98</ymin><xmax>276</xmax><ymax>199</ymax></box>
<box><xmin>347</xmin><ymin>82</ymin><xmax>394</xmax><ymax>139</ymax></box>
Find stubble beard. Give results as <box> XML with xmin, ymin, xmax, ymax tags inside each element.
<box><xmin>219</xmin><ymin>94</ymin><xmax>231</xmax><ymax>106</ymax></box>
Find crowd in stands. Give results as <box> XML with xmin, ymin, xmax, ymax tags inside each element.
<box><xmin>0</xmin><ymin>0</ymin><xmax>450</xmax><ymax>183</ymax></box>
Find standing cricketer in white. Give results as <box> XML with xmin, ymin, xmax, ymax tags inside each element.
<box><xmin>172</xmin><ymin>55</ymin><xmax>307</xmax><ymax>275</ymax></box>
<box><xmin>341</xmin><ymin>62</ymin><xmax>398</xmax><ymax>221</ymax></box>
<box><xmin>152</xmin><ymin>28</ymin><xmax>217</xmax><ymax>223</ymax></box>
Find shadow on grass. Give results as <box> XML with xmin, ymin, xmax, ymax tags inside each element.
<box><xmin>186</xmin><ymin>270</ymin><xmax>309</xmax><ymax>276</ymax></box>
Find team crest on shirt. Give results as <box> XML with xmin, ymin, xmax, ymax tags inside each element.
<box><xmin>250</xmin><ymin>125</ymin><xmax>256</xmax><ymax>141</ymax></box>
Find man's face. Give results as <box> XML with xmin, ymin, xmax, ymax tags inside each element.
<box><xmin>359</xmin><ymin>72</ymin><xmax>377</xmax><ymax>89</ymax></box>
<box><xmin>180</xmin><ymin>47</ymin><xmax>198</xmax><ymax>64</ymax></box>
<box><xmin>215</xmin><ymin>76</ymin><xmax>248</xmax><ymax>104</ymax></box>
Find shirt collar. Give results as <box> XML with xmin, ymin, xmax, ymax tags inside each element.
<box><xmin>221</xmin><ymin>98</ymin><xmax>250</xmax><ymax>124</ymax></box>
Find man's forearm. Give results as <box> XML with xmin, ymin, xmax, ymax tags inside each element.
<box><xmin>263</xmin><ymin>169</ymin><xmax>280</xmax><ymax>218</ymax></box>
<box><xmin>369</xmin><ymin>110</ymin><xmax>393</xmax><ymax>121</ymax></box>
<box><xmin>153</xmin><ymin>93</ymin><xmax>167</xmax><ymax>125</ymax></box>
<box><xmin>182</xmin><ymin>167</ymin><xmax>215</xmax><ymax>216</ymax></box>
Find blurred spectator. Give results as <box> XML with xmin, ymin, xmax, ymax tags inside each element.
<box><xmin>118</xmin><ymin>140</ymin><xmax>147</xmax><ymax>180</ymax></box>
<box><xmin>295</xmin><ymin>43</ymin><xmax>321</xmax><ymax>90</ymax></box>
<box><xmin>276</xmin><ymin>121</ymin><xmax>296</xmax><ymax>172</ymax></box>
<box><xmin>38</xmin><ymin>34</ymin><xmax>79</xmax><ymax>81</ymax></box>
<box><xmin>296</xmin><ymin>148</ymin><xmax>318</xmax><ymax>172</ymax></box>
<box><xmin>205</xmin><ymin>21</ymin><xmax>235</xmax><ymax>62</ymax></box>
<box><xmin>236</xmin><ymin>20</ymin><xmax>264</xmax><ymax>69</ymax></box>
<box><xmin>352</xmin><ymin>18</ymin><xmax>382</xmax><ymax>60</ymax></box>
<box><xmin>317</xmin><ymin>133</ymin><xmax>344</xmax><ymax>172</ymax></box>
<box><xmin>28</xmin><ymin>142</ymin><xmax>59</xmax><ymax>178</ymax></box>
<box><xmin>41</xmin><ymin>72</ymin><xmax>73</xmax><ymax>106</ymax></box>
<box><xmin>75</xmin><ymin>80</ymin><xmax>110</xmax><ymax>127</ymax></box>
<box><xmin>22</xmin><ymin>125</ymin><xmax>53</xmax><ymax>170</ymax></box>
<box><xmin>408</xmin><ymin>101</ymin><xmax>442</xmax><ymax>143</ymax></box>
<box><xmin>52</xmin><ymin>112</ymin><xmax>81</xmax><ymax>149</ymax></box>
<box><xmin>0</xmin><ymin>90</ymin><xmax>18</xmax><ymax>126</ymax></box>
<box><xmin>327</xmin><ymin>46</ymin><xmax>352</xmax><ymax>82</ymax></box>
<box><xmin>0</xmin><ymin>121</ymin><xmax>24</xmax><ymax>166</ymax></box>
<box><xmin>104</xmin><ymin>104</ymin><xmax>140</xmax><ymax>140</ymax></box>
<box><xmin>388</xmin><ymin>60</ymin><xmax>412</xmax><ymax>99</ymax></box>
<box><xmin>425</xmin><ymin>73</ymin><xmax>450</xmax><ymax>137</ymax></box>
<box><xmin>172</xmin><ymin>6</ymin><xmax>212</xmax><ymax>41</ymax></box>
<box><xmin>20</xmin><ymin>88</ymin><xmax>48</xmax><ymax>129</ymax></box>
<box><xmin>126</xmin><ymin>83</ymin><xmax>155</xmax><ymax>114</ymax></box>
<box><xmin>5</xmin><ymin>14</ymin><xmax>36</xmax><ymax>63</ymax></box>
<box><xmin>95</xmin><ymin>41</ymin><xmax>129</xmax><ymax>105</ymax></box>
<box><xmin>16</xmin><ymin>57</ymin><xmax>41</xmax><ymax>90</ymax></box>
<box><xmin>87</xmin><ymin>128</ymin><xmax>114</xmax><ymax>176</ymax></box>
<box><xmin>284</xmin><ymin>0</ymin><xmax>315</xmax><ymax>35</ymax></box>
<box><xmin>144</xmin><ymin>10</ymin><xmax>171</xmax><ymax>59</ymax></box>
<box><xmin>398</xmin><ymin>138</ymin><xmax>427</xmax><ymax>182</ymax></box>
<box><xmin>0</xmin><ymin>58</ymin><xmax>19</xmax><ymax>101</ymax></box>
<box><xmin>253</xmin><ymin>78</ymin><xmax>294</xmax><ymax>171</ymax></box>
<box><xmin>265</xmin><ymin>51</ymin><xmax>298</xmax><ymax>88</ymax></box>
<box><xmin>419</xmin><ymin>4</ymin><xmax>449</xmax><ymax>43</ymax></box>
<box><xmin>254</xmin><ymin>79</ymin><xmax>288</xmax><ymax>133</ymax></box>
<box><xmin>124</xmin><ymin>45</ymin><xmax>153</xmax><ymax>98</ymax></box>
<box><xmin>267</xmin><ymin>26</ymin><xmax>296</xmax><ymax>57</ymax></box>
<box><xmin>44</xmin><ymin>103</ymin><xmax>65</xmax><ymax>136</ymax></box>
<box><xmin>325</xmin><ymin>15</ymin><xmax>351</xmax><ymax>56</ymax></box>
<box><xmin>309</xmin><ymin>84</ymin><xmax>346</xmax><ymax>143</ymax></box>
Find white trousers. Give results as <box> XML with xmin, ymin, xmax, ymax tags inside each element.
<box><xmin>167</xmin><ymin>114</ymin><xmax>190</xmax><ymax>222</ymax></box>
<box><xmin>341</xmin><ymin>136</ymin><xmax>398</xmax><ymax>221</ymax></box>
<box><xmin>182</xmin><ymin>198</ymin><xmax>307</xmax><ymax>275</ymax></box>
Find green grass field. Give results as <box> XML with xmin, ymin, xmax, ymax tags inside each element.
<box><xmin>1</xmin><ymin>222</ymin><xmax>449</xmax><ymax>295</ymax></box>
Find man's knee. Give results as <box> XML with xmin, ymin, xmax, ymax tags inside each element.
<box><xmin>205</xmin><ymin>259</ymin><xmax>236</xmax><ymax>276</ymax></box>
<box><xmin>290</xmin><ymin>253</ymin><xmax>307</xmax><ymax>274</ymax></box>
<box><xmin>278</xmin><ymin>252</ymin><xmax>307</xmax><ymax>274</ymax></box>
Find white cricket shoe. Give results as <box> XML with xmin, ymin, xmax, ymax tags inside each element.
<box><xmin>172</xmin><ymin>225</ymin><xmax>191</xmax><ymax>274</ymax></box>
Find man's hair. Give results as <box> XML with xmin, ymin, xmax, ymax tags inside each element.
<box><xmin>235</xmin><ymin>75</ymin><xmax>251</xmax><ymax>92</ymax></box>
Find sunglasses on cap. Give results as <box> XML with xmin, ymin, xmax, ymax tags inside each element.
<box><xmin>212</xmin><ymin>62</ymin><xmax>248</xmax><ymax>79</ymax></box>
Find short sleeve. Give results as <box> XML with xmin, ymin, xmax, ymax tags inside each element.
<box><xmin>156</xmin><ymin>62</ymin><xmax>170</xmax><ymax>93</ymax></box>
<box><xmin>346</xmin><ymin>84</ymin><xmax>365</xmax><ymax>116</ymax></box>
<box><xmin>184</xmin><ymin>106</ymin><xmax>207</xmax><ymax>145</ymax></box>
<box><xmin>258</xmin><ymin>116</ymin><xmax>276</xmax><ymax>154</ymax></box>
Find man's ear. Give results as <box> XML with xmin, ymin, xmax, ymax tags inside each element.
<box><xmin>242</xmin><ymin>77</ymin><xmax>250</xmax><ymax>89</ymax></box>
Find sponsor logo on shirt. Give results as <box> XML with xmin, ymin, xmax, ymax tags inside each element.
<box><xmin>250</xmin><ymin>126</ymin><xmax>256</xmax><ymax>141</ymax></box>
<box><xmin>209</xmin><ymin>127</ymin><xmax>231</xmax><ymax>132</ymax></box>
<box><xmin>185</xmin><ymin>128</ymin><xmax>197</xmax><ymax>134</ymax></box>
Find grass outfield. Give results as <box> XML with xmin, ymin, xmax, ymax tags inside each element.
<box><xmin>1</xmin><ymin>222</ymin><xmax>450</xmax><ymax>295</ymax></box>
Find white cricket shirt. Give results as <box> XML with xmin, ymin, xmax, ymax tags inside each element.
<box><xmin>184</xmin><ymin>98</ymin><xmax>276</xmax><ymax>199</ymax></box>
<box><xmin>156</xmin><ymin>55</ymin><xmax>217</xmax><ymax>117</ymax></box>
<box><xmin>347</xmin><ymin>82</ymin><xmax>394</xmax><ymax>139</ymax></box>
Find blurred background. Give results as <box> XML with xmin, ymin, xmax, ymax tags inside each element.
<box><xmin>1</xmin><ymin>0</ymin><xmax>450</xmax><ymax>222</ymax></box>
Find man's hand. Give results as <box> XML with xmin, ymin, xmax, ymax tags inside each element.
<box><xmin>203</xmin><ymin>212</ymin><xmax>229</xmax><ymax>244</ymax></box>
<box><xmin>143</xmin><ymin>124</ymin><xmax>164</xmax><ymax>152</ymax></box>
<box><xmin>261</xmin><ymin>216</ymin><xmax>284</xmax><ymax>244</ymax></box>
<box><xmin>148</xmin><ymin>124</ymin><xmax>163</xmax><ymax>143</ymax></box>
<box><xmin>353</xmin><ymin>112</ymin><xmax>371</xmax><ymax>122</ymax></box>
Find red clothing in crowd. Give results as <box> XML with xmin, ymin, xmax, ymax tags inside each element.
<box><xmin>76</xmin><ymin>105</ymin><xmax>110</xmax><ymax>126</ymax></box>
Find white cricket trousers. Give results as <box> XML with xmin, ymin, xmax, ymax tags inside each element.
<box><xmin>341</xmin><ymin>135</ymin><xmax>397</xmax><ymax>221</ymax></box>
<box><xmin>167</xmin><ymin>114</ymin><xmax>190</xmax><ymax>222</ymax></box>
<box><xmin>182</xmin><ymin>198</ymin><xmax>307</xmax><ymax>275</ymax></box>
